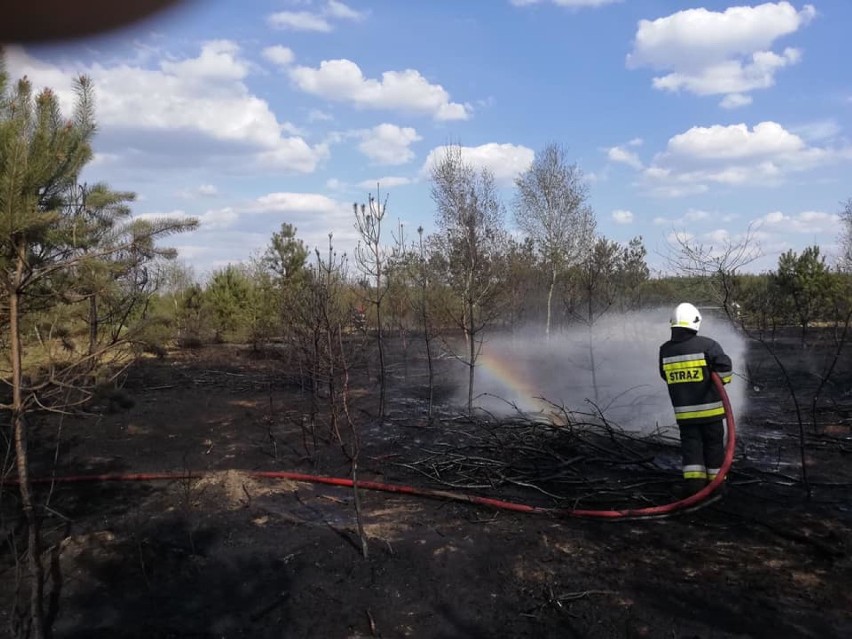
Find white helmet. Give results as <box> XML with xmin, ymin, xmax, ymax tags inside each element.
<box><xmin>671</xmin><ymin>302</ymin><xmax>701</xmax><ymax>332</ymax></box>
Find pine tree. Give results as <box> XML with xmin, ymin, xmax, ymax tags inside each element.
<box><xmin>0</xmin><ymin>60</ymin><xmax>197</xmax><ymax>637</ymax></box>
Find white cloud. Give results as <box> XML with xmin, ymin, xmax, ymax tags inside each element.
<box><xmin>667</xmin><ymin>121</ymin><xmax>805</xmax><ymax>160</ymax></box>
<box><xmin>177</xmin><ymin>184</ymin><xmax>220</xmax><ymax>199</ymax></box>
<box><xmin>356</xmin><ymin>176</ymin><xmax>413</xmax><ymax>190</ymax></box>
<box><xmin>612</xmin><ymin>209</ymin><xmax>634</xmax><ymax>224</ymax></box>
<box><xmin>267</xmin><ymin>1</ymin><xmax>364</xmax><ymax>33</ymax></box>
<box><xmin>289</xmin><ymin>59</ymin><xmax>470</xmax><ymax>120</ymax></box>
<box><xmin>720</xmin><ymin>93</ymin><xmax>752</xmax><ymax>109</ymax></box>
<box><xmin>325</xmin><ymin>0</ymin><xmax>364</xmax><ymax>21</ymax></box>
<box><xmin>280</xmin><ymin>121</ymin><xmax>307</xmax><ymax>136</ymax></box>
<box><xmin>651</xmin><ymin>47</ymin><xmax>802</xmax><ymax>96</ymax></box>
<box><xmin>268</xmin><ymin>11</ymin><xmax>333</xmax><ymax>32</ymax></box>
<box><xmin>243</xmin><ymin>192</ymin><xmax>360</xmax><ymax>256</ymax></box>
<box><xmin>197</xmin><ymin>207</ymin><xmax>239</xmax><ymax>231</ymax></box>
<box><xmin>628</xmin><ymin>3</ymin><xmax>815</xmax><ymax>68</ymax></box>
<box><xmin>662</xmin><ymin>222</ymin><xmax>831</xmax><ymax>274</ymax></box>
<box><xmin>159</xmin><ymin>40</ymin><xmax>248</xmax><ymax>80</ymax></box>
<box><xmin>704</xmin><ymin>228</ymin><xmax>731</xmax><ymax>244</ymax></box>
<box><xmin>308</xmin><ymin>109</ymin><xmax>334</xmax><ymax>122</ymax></box>
<box><xmin>169</xmin><ymin>191</ymin><xmax>359</xmax><ymax>263</ymax></box>
<box><xmin>262</xmin><ymin>45</ymin><xmax>296</xmax><ymax>67</ymax></box>
<box><xmin>627</xmin><ymin>2</ymin><xmax>815</xmax><ymax>104</ymax></box>
<box><xmin>641</xmin><ymin>120</ymin><xmax>851</xmax><ymax>196</ymax></box>
<box><xmin>607</xmin><ymin>145</ymin><xmax>643</xmax><ymax>169</ymax></box>
<box><xmin>250</xmin><ymin>192</ymin><xmax>343</xmax><ymax>215</ymax></box>
<box><xmin>133</xmin><ymin>209</ymin><xmax>189</xmax><ymax>223</ymax></box>
<box><xmin>645</xmin><ymin>183</ymin><xmax>710</xmax><ymax>199</ymax></box>
<box><xmin>422</xmin><ymin>143</ymin><xmax>535</xmax><ymax>184</ymax></box>
<box><xmin>357</xmin><ymin>123</ymin><xmax>421</xmax><ymax>165</ymax></box>
<box><xmin>664</xmin><ymin>226</ymin><xmax>766</xmax><ymax>267</ymax></box>
<box><xmin>757</xmin><ymin>210</ymin><xmax>840</xmax><ymax>233</ymax></box>
<box><xmin>729</xmin><ymin>209</ymin><xmax>844</xmax><ymax>269</ymax></box>
<box><xmin>666</xmin><ymin>230</ymin><xmax>695</xmax><ymax>245</ymax></box>
<box><xmin>791</xmin><ymin>119</ymin><xmax>842</xmax><ymax>142</ymax></box>
<box><xmin>5</xmin><ymin>43</ymin><xmax>327</xmax><ymax>174</ymax></box>
<box><xmin>684</xmin><ymin>209</ymin><xmax>710</xmax><ymax>221</ymax></box>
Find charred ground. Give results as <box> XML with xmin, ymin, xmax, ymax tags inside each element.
<box><xmin>1</xmin><ymin>334</ymin><xmax>850</xmax><ymax>639</ymax></box>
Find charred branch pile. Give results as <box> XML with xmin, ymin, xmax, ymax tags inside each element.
<box><xmin>391</xmin><ymin>408</ymin><xmax>683</xmax><ymax>509</ymax></box>
<box><xmin>386</xmin><ymin>404</ymin><xmax>851</xmax><ymax>511</ymax></box>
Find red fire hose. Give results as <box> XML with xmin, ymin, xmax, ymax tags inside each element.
<box><xmin>556</xmin><ymin>371</ymin><xmax>735</xmax><ymax>518</ymax></box>
<box><xmin>8</xmin><ymin>373</ymin><xmax>735</xmax><ymax>520</ymax></box>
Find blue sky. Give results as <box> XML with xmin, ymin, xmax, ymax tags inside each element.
<box><xmin>7</xmin><ymin>0</ymin><xmax>852</xmax><ymax>275</ymax></box>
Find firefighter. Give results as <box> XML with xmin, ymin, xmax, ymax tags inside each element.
<box><xmin>659</xmin><ymin>303</ymin><xmax>733</xmax><ymax>496</ymax></box>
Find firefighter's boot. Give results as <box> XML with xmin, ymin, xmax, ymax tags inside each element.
<box><xmin>684</xmin><ymin>478</ymin><xmax>707</xmax><ymax>496</ymax></box>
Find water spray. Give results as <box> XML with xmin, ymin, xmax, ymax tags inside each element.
<box><xmin>468</xmin><ymin>310</ymin><xmax>747</xmax><ymax>434</ymax></box>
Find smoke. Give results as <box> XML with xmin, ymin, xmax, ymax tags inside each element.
<box><xmin>453</xmin><ymin>309</ymin><xmax>748</xmax><ymax>433</ymax></box>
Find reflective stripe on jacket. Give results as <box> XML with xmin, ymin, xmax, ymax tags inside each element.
<box><xmin>659</xmin><ymin>329</ymin><xmax>732</xmax><ymax>425</ymax></box>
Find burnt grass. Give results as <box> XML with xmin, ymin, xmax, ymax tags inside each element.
<box><xmin>1</xmin><ymin>331</ymin><xmax>851</xmax><ymax>638</ymax></box>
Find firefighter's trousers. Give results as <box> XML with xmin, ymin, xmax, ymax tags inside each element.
<box><xmin>678</xmin><ymin>419</ymin><xmax>724</xmax><ymax>481</ymax></box>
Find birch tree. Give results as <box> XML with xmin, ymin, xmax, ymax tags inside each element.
<box><xmin>513</xmin><ymin>143</ymin><xmax>595</xmax><ymax>337</ymax></box>
<box><xmin>430</xmin><ymin>145</ymin><xmax>508</xmax><ymax>413</ymax></box>
<box><xmin>839</xmin><ymin>198</ymin><xmax>852</xmax><ymax>273</ymax></box>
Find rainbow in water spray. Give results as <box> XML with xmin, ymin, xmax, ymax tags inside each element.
<box><xmin>476</xmin><ymin>349</ymin><xmax>554</xmax><ymax>414</ymax></box>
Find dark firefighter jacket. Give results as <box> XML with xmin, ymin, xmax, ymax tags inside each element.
<box><xmin>659</xmin><ymin>327</ymin><xmax>733</xmax><ymax>425</ymax></box>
